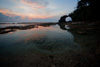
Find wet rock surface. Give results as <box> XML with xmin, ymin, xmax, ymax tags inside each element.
<box><xmin>0</xmin><ymin>52</ymin><xmax>100</xmax><ymax>67</ymax></box>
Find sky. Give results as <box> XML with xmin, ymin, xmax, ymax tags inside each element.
<box><xmin>0</xmin><ymin>0</ymin><xmax>78</xmax><ymax>22</ymax></box>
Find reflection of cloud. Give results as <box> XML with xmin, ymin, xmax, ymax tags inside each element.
<box><xmin>24</xmin><ymin>34</ymin><xmax>46</xmax><ymax>42</ymax></box>
<box><xmin>21</xmin><ymin>0</ymin><xmax>49</xmax><ymax>9</ymax></box>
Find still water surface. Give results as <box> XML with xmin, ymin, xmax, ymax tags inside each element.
<box><xmin>0</xmin><ymin>24</ymin><xmax>82</xmax><ymax>55</ymax></box>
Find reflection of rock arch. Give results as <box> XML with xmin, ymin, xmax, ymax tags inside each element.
<box><xmin>58</xmin><ymin>23</ymin><xmax>70</xmax><ymax>30</ymax></box>
<box><xmin>58</xmin><ymin>24</ymin><xmax>67</xmax><ymax>30</ymax></box>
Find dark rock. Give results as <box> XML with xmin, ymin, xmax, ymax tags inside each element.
<box><xmin>59</xmin><ymin>15</ymin><xmax>68</xmax><ymax>23</ymax></box>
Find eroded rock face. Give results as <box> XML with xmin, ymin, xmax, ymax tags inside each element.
<box><xmin>59</xmin><ymin>15</ymin><xmax>68</xmax><ymax>23</ymax></box>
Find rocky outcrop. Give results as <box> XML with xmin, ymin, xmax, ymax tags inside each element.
<box><xmin>59</xmin><ymin>15</ymin><xmax>68</xmax><ymax>23</ymax></box>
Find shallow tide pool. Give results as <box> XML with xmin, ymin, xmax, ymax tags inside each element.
<box><xmin>0</xmin><ymin>23</ymin><xmax>99</xmax><ymax>67</ymax></box>
<box><xmin>0</xmin><ymin>24</ymin><xmax>81</xmax><ymax>55</ymax></box>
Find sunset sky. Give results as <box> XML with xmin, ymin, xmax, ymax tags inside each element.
<box><xmin>0</xmin><ymin>0</ymin><xmax>77</xmax><ymax>22</ymax></box>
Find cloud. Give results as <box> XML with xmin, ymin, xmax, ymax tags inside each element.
<box><xmin>21</xmin><ymin>0</ymin><xmax>49</xmax><ymax>9</ymax></box>
<box><xmin>0</xmin><ymin>8</ymin><xmax>53</xmax><ymax>21</ymax></box>
<box><xmin>0</xmin><ymin>13</ymin><xmax>9</xmax><ymax>20</ymax></box>
<box><xmin>0</xmin><ymin>12</ymin><xmax>57</xmax><ymax>22</ymax></box>
<box><xmin>0</xmin><ymin>12</ymin><xmax>15</xmax><ymax>22</ymax></box>
<box><xmin>0</xmin><ymin>8</ymin><xmax>23</xmax><ymax>18</ymax></box>
<box><xmin>0</xmin><ymin>9</ymin><xmax>12</xmax><ymax>17</ymax></box>
<box><xmin>0</xmin><ymin>0</ymin><xmax>60</xmax><ymax>22</ymax></box>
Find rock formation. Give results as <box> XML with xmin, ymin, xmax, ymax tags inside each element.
<box><xmin>59</xmin><ymin>15</ymin><xmax>68</xmax><ymax>23</ymax></box>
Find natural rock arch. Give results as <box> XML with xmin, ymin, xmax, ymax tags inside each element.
<box><xmin>59</xmin><ymin>15</ymin><xmax>72</xmax><ymax>23</ymax></box>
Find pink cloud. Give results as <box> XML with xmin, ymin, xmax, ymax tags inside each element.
<box><xmin>21</xmin><ymin>0</ymin><xmax>48</xmax><ymax>9</ymax></box>
<box><xmin>0</xmin><ymin>9</ymin><xmax>52</xmax><ymax>20</ymax></box>
<box><xmin>0</xmin><ymin>9</ymin><xmax>12</xmax><ymax>17</ymax></box>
